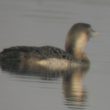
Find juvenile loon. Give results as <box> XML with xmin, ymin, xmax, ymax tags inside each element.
<box><xmin>0</xmin><ymin>23</ymin><xmax>95</xmax><ymax>71</ymax></box>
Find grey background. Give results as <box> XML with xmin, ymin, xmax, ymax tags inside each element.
<box><xmin>0</xmin><ymin>0</ymin><xmax>110</xmax><ymax>110</ymax></box>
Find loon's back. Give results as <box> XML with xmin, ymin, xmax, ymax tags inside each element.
<box><xmin>0</xmin><ymin>46</ymin><xmax>73</xmax><ymax>60</ymax></box>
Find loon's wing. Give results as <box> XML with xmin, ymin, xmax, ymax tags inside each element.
<box><xmin>36</xmin><ymin>46</ymin><xmax>73</xmax><ymax>60</ymax></box>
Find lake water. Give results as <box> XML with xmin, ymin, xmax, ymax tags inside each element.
<box><xmin>0</xmin><ymin>0</ymin><xmax>110</xmax><ymax>110</ymax></box>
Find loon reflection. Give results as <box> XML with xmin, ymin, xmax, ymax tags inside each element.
<box><xmin>63</xmin><ymin>65</ymin><xmax>89</xmax><ymax>109</ymax></box>
<box><xmin>0</xmin><ymin>59</ymin><xmax>90</xmax><ymax>109</ymax></box>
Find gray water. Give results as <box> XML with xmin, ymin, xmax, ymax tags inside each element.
<box><xmin>0</xmin><ymin>0</ymin><xmax>110</xmax><ymax>110</ymax></box>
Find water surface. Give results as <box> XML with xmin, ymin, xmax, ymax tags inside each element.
<box><xmin>0</xmin><ymin>0</ymin><xmax>110</xmax><ymax>110</ymax></box>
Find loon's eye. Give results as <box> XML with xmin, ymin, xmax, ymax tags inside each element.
<box><xmin>85</xmin><ymin>30</ymin><xmax>91</xmax><ymax>37</ymax></box>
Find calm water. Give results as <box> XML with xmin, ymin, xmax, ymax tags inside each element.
<box><xmin>0</xmin><ymin>0</ymin><xmax>110</xmax><ymax>110</ymax></box>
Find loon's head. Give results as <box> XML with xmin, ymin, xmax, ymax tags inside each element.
<box><xmin>65</xmin><ymin>23</ymin><xmax>95</xmax><ymax>54</ymax></box>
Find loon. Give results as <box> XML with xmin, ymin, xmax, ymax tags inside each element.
<box><xmin>0</xmin><ymin>23</ymin><xmax>95</xmax><ymax>72</ymax></box>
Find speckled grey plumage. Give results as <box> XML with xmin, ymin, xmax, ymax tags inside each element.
<box><xmin>0</xmin><ymin>46</ymin><xmax>73</xmax><ymax>61</ymax></box>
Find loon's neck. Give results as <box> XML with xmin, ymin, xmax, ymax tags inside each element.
<box><xmin>65</xmin><ymin>45</ymin><xmax>87</xmax><ymax>60</ymax></box>
<box><xmin>73</xmin><ymin>48</ymin><xmax>85</xmax><ymax>60</ymax></box>
<box><xmin>65</xmin><ymin>33</ymin><xmax>89</xmax><ymax>60</ymax></box>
